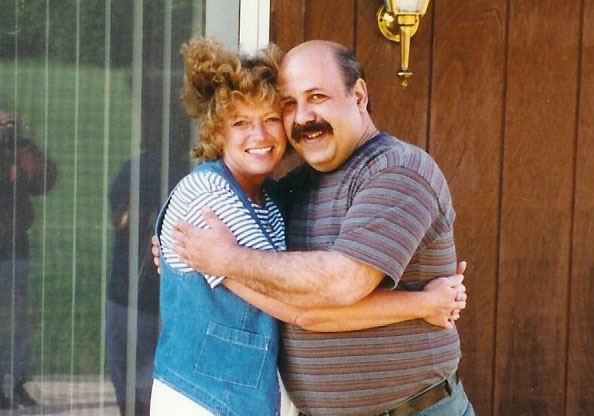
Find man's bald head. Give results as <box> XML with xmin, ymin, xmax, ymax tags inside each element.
<box><xmin>281</xmin><ymin>41</ymin><xmax>369</xmax><ymax>111</ymax></box>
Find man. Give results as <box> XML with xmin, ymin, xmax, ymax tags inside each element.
<box><xmin>106</xmin><ymin>150</ymin><xmax>161</xmax><ymax>416</ymax></box>
<box><xmin>168</xmin><ymin>40</ymin><xmax>473</xmax><ymax>416</ymax></box>
<box><xmin>0</xmin><ymin>109</ymin><xmax>57</xmax><ymax>409</ymax></box>
<box><xmin>106</xmin><ymin>73</ymin><xmax>189</xmax><ymax>416</ymax></box>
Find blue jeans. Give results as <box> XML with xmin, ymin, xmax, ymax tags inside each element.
<box><xmin>299</xmin><ymin>373</ymin><xmax>475</xmax><ymax>416</ymax></box>
<box><xmin>376</xmin><ymin>373</ymin><xmax>474</xmax><ymax>416</ymax></box>
<box><xmin>105</xmin><ymin>300</ymin><xmax>159</xmax><ymax>411</ymax></box>
<box><xmin>0</xmin><ymin>260</ymin><xmax>31</xmax><ymax>385</ymax></box>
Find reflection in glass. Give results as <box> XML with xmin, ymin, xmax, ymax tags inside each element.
<box><xmin>0</xmin><ymin>109</ymin><xmax>58</xmax><ymax>409</ymax></box>
<box><xmin>0</xmin><ymin>1</ymin><xmax>200</xmax><ymax>413</ymax></box>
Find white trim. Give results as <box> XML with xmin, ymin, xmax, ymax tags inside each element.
<box><xmin>205</xmin><ymin>0</ymin><xmax>240</xmax><ymax>48</ymax></box>
<box><xmin>203</xmin><ymin>0</ymin><xmax>269</xmax><ymax>53</ymax></box>
<box><xmin>240</xmin><ymin>0</ymin><xmax>270</xmax><ymax>53</ymax></box>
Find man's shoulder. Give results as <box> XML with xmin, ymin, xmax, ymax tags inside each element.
<box><xmin>355</xmin><ymin>133</ymin><xmax>455</xmax><ymax>221</ymax></box>
<box><xmin>365</xmin><ymin>133</ymin><xmax>433</xmax><ymax>168</ymax></box>
<box><xmin>346</xmin><ymin>134</ymin><xmax>438</xmax><ymax>183</ymax></box>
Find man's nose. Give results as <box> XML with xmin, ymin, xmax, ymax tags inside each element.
<box><xmin>294</xmin><ymin>102</ymin><xmax>315</xmax><ymax>125</ymax></box>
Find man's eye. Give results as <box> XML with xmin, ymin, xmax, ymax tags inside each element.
<box><xmin>310</xmin><ymin>94</ymin><xmax>326</xmax><ymax>102</ymax></box>
<box><xmin>266</xmin><ymin>116</ymin><xmax>281</xmax><ymax>123</ymax></box>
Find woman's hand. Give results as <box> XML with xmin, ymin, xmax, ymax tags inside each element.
<box><xmin>421</xmin><ymin>261</ymin><xmax>467</xmax><ymax>328</ymax></box>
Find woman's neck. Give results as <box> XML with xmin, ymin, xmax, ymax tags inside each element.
<box><xmin>243</xmin><ymin>183</ymin><xmax>265</xmax><ymax>206</ymax></box>
<box><xmin>224</xmin><ymin>165</ymin><xmax>266</xmax><ymax>206</ymax></box>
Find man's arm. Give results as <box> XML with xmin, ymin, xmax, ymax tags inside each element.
<box><xmin>173</xmin><ymin>165</ymin><xmax>451</xmax><ymax>309</ymax></box>
<box><xmin>172</xmin><ymin>208</ymin><xmax>384</xmax><ymax>307</ymax></box>
<box><xmin>152</xmin><ymin>235</ymin><xmax>468</xmax><ymax>329</ymax></box>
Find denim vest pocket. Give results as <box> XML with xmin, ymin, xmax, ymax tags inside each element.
<box><xmin>194</xmin><ymin>321</ymin><xmax>270</xmax><ymax>388</ymax></box>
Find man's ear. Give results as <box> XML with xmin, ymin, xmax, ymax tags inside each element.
<box><xmin>353</xmin><ymin>78</ymin><xmax>369</xmax><ymax>112</ymax></box>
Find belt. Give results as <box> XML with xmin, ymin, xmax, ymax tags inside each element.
<box><xmin>387</xmin><ymin>372</ymin><xmax>460</xmax><ymax>416</ymax></box>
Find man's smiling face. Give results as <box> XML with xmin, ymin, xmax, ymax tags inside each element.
<box><xmin>279</xmin><ymin>42</ymin><xmax>368</xmax><ymax>172</ymax></box>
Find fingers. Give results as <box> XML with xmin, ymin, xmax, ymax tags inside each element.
<box><xmin>455</xmin><ymin>290</ymin><xmax>467</xmax><ymax>311</ymax></box>
<box><xmin>453</xmin><ymin>283</ymin><xmax>466</xmax><ymax>293</ymax></box>
<box><xmin>172</xmin><ymin>221</ymin><xmax>196</xmax><ymax>253</ymax></box>
<box><xmin>171</xmin><ymin>227</ymin><xmax>185</xmax><ymax>248</ymax></box>
<box><xmin>151</xmin><ymin>236</ymin><xmax>162</xmax><ymax>276</ymax></box>
<box><xmin>201</xmin><ymin>206</ymin><xmax>223</xmax><ymax>230</ymax></box>
<box><xmin>456</xmin><ymin>260</ymin><xmax>467</xmax><ymax>275</ymax></box>
<box><xmin>443</xmin><ymin>274</ymin><xmax>464</xmax><ymax>285</ymax></box>
<box><xmin>151</xmin><ymin>234</ymin><xmax>162</xmax><ymax>275</ymax></box>
<box><xmin>428</xmin><ymin>316</ymin><xmax>453</xmax><ymax>329</ymax></box>
<box><xmin>152</xmin><ymin>241</ymin><xmax>160</xmax><ymax>257</ymax></box>
<box><xmin>174</xmin><ymin>219</ymin><xmax>194</xmax><ymax>235</ymax></box>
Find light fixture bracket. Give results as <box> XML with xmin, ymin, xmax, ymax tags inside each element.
<box><xmin>376</xmin><ymin>1</ymin><xmax>430</xmax><ymax>89</ymax></box>
<box><xmin>377</xmin><ymin>6</ymin><xmax>420</xmax><ymax>42</ymax></box>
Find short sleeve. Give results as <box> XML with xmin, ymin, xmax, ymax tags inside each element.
<box><xmin>160</xmin><ymin>171</ymin><xmax>240</xmax><ymax>287</ymax></box>
<box><xmin>330</xmin><ymin>166</ymin><xmax>441</xmax><ymax>286</ymax></box>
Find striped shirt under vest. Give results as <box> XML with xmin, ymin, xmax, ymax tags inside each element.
<box><xmin>277</xmin><ymin>133</ymin><xmax>460</xmax><ymax>416</ymax></box>
<box><xmin>160</xmin><ymin>169</ymin><xmax>286</xmax><ymax>287</ymax></box>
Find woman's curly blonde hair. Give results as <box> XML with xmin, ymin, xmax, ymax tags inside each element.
<box><xmin>180</xmin><ymin>37</ymin><xmax>283</xmax><ymax>161</ymax></box>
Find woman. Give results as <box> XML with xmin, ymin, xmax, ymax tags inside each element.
<box><xmin>151</xmin><ymin>37</ymin><xmax>466</xmax><ymax>416</ymax></box>
<box><xmin>151</xmin><ymin>37</ymin><xmax>291</xmax><ymax>416</ymax></box>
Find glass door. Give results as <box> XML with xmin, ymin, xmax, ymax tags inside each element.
<box><xmin>0</xmin><ymin>0</ymin><xmax>267</xmax><ymax>414</ymax></box>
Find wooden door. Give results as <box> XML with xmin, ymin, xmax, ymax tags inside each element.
<box><xmin>270</xmin><ymin>1</ymin><xmax>594</xmax><ymax>415</ymax></box>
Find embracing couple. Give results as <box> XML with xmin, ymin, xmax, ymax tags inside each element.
<box><xmin>150</xmin><ymin>37</ymin><xmax>474</xmax><ymax>416</ymax></box>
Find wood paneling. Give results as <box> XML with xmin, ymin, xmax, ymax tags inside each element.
<box><xmin>429</xmin><ymin>1</ymin><xmax>507</xmax><ymax>414</ymax></box>
<box><xmin>270</xmin><ymin>0</ymin><xmax>356</xmax><ymax>50</ymax></box>
<box><xmin>270</xmin><ymin>0</ymin><xmax>594</xmax><ymax>414</ymax></box>
<box><xmin>567</xmin><ymin>0</ymin><xmax>594</xmax><ymax>414</ymax></box>
<box><xmin>304</xmin><ymin>0</ymin><xmax>355</xmax><ymax>46</ymax></box>
<box><xmin>496</xmin><ymin>0</ymin><xmax>580</xmax><ymax>414</ymax></box>
<box><xmin>270</xmin><ymin>0</ymin><xmax>305</xmax><ymax>52</ymax></box>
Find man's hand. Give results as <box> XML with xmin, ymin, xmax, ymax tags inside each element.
<box><xmin>421</xmin><ymin>261</ymin><xmax>467</xmax><ymax>329</ymax></box>
<box><xmin>172</xmin><ymin>207</ymin><xmax>238</xmax><ymax>275</ymax></box>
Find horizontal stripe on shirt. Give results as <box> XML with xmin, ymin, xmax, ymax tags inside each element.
<box><xmin>160</xmin><ymin>170</ymin><xmax>285</xmax><ymax>287</ymax></box>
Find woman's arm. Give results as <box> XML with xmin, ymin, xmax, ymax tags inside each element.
<box><xmin>223</xmin><ymin>264</ymin><xmax>467</xmax><ymax>332</ymax></box>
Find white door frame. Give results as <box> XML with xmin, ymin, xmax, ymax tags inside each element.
<box><xmin>204</xmin><ymin>0</ymin><xmax>270</xmax><ymax>53</ymax></box>
<box><xmin>239</xmin><ymin>0</ymin><xmax>270</xmax><ymax>53</ymax></box>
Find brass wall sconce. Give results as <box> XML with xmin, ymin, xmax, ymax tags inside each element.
<box><xmin>377</xmin><ymin>0</ymin><xmax>431</xmax><ymax>89</ymax></box>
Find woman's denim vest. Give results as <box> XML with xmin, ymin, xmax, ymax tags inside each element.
<box><xmin>153</xmin><ymin>160</ymin><xmax>281</xmax><ymax>416</ymax></box>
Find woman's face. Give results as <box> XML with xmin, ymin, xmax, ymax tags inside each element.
<box><xmin>221</xmin><ymin>100</ymin><xmax>286</xmax><ymax>184</ymax></box>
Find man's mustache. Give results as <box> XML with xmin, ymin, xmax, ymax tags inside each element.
<box><xmin>291</xmin><ymin>121</ymin><xmax>333</xmax><ymax>142</ymax></box>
